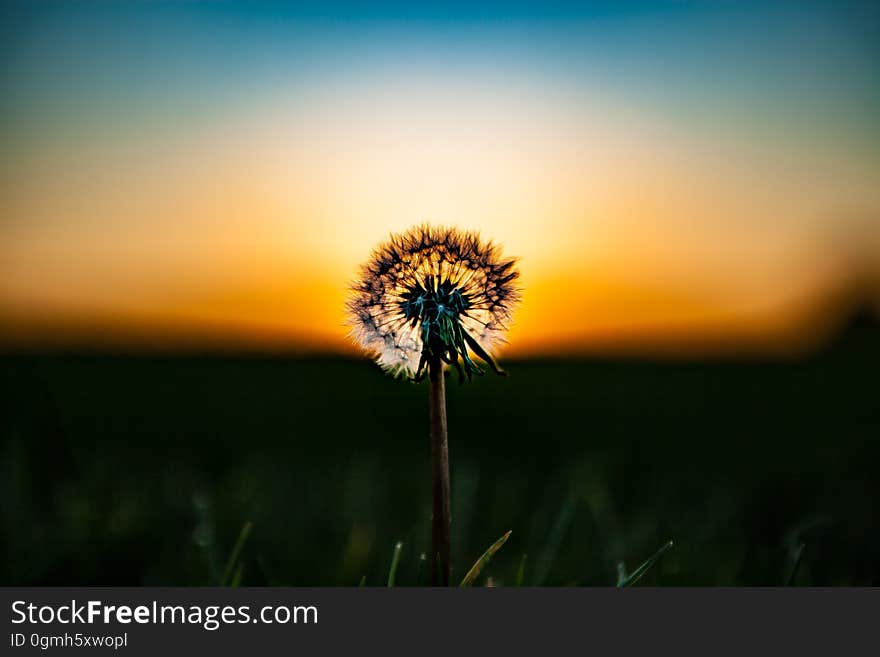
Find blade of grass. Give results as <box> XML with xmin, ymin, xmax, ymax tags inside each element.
<box><xmin>387</xmin><ymin>541</ymin><xmax>403</xmax><ymax>587</ymax></box>
<box><xmin>358</xmin><ymin>575</ymin><xmax>367</xmax><ymax>587</ymax></box>
<box><xmin>220</xmin><ymin>521</ymin><xmax>252</xmax><ymax>587</ymax></box>
<box><xmin>618</xmin><ymin>540</ymin><xmax>674</xmax><ymax>588</ymax></box>
<box><xmin>784</xmin><ymin>542</ymin><xmax>805</xmax><ymax>586</ymax></box>
<box><xmin>415</xmin><ymin>553</ymin><xmax>427</xmax><ymax>586</ymax></box>
<box><xmin>459</xmin><ymin>530</ymin><xmax>512</xmax><ymax>587</ymax></box>
<box><xmin>515</xmin><ymin>554</ymin><xmax>528</xmax><ymax>587</ymax></box>
<box><xmin>229</xmin><ymin>563</ymin><xmax>244</xmax><ymax>588</ymax></box>
<box><xmin>534</xmin><ymin>492</ymin><xmax>576</xmax><ymax>585</ymax></box>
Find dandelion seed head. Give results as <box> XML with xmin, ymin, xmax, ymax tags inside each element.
<box><xmin>347</xmin><ymin>225</ymin><xmax>521</xmax><ymax>379</ymax></box>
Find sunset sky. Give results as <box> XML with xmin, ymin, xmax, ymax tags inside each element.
<box><xmin>1</xmin><ymin>1</ymin><xmax>878</xmax><ymax>355</ymax></box>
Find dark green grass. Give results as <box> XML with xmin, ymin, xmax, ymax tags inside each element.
<box><xmin>1</xmin><ymin>320</ymin><xmax>878</xmax><ymax>585</ymax></box>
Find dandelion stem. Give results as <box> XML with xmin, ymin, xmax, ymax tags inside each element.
<box><xmin>428</xmin><ymin>356</ymin><xmax>451</xmax><ymax>586</ymax></box>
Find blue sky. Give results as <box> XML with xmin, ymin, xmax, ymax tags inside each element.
<box><xmin>1</xmin><ymin>0</ymin><xmax>878</xmax><ymax>352</ymax></box>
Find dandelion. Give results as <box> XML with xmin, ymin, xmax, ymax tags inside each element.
<box><xmin>348</xmin><ymin>224</ymin><xmax>520</xmax><ymax>585</ymax></box>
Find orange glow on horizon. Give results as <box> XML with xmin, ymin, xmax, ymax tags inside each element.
<box><xmin>2</xmin><ymin>14</ymin><xmax>879</xmax><ymax>356</ymax></box>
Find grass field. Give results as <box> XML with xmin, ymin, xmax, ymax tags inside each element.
<box><xmin>1</xmin><ymin>315</ymin><xmax>877</xmax><ymax>586</ymax></box>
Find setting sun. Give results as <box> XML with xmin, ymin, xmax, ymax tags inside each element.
<box><xmin>2</xmin><ymin>3</ymin><xmax>877</xmax><ymax>355</ymax></box>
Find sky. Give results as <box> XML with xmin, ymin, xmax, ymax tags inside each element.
<box><xmin>1</xmin><ymin>1</ymin><xmax>878</xmax><ymax>356</ymax></box>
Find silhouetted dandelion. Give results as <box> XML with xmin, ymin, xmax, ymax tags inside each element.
<box><xmin>348</xmin><ymin>224</ymin><xmax>520</xmax><ymax>585</ymax></box>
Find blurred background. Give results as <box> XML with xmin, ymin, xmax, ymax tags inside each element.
<box><xmin>1</xmin><ymin>1</ymin><xmax>878</xmax><ymax>585</ymax></box>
